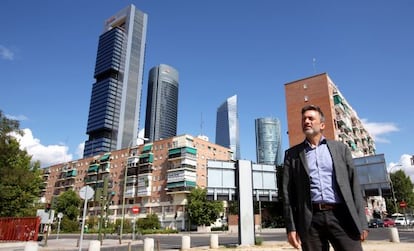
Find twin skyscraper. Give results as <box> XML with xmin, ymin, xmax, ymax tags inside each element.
<box><xmin>83</xmin><ymin>4</ymin><xmax>282</xmax><ymax>165</ymax></box>
<box><xmin>83</xmin><ymin>5</ymin><xmax>181</xmax><ymax>158</ymax></box>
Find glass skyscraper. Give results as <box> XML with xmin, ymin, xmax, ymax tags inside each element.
<box><xmin>215</xmin><ymin>95</ymin><xmax>240</xmax><ymax>160</ymax></box>
<box><xmin>255</xmin><ymin>117</ymin><xmax>282</xmax><ymax>165</ymax></box>
<box><xmin>83</xmin><ymin>4</ymin><xmax>148</xmax><ymax>157</ymax></box>
<box><xmin>144</xmin><ymin>64</ymin><xmax>179</xmax><ymax>142</ymax></box>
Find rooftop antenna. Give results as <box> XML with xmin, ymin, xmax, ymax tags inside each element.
<box><xmin>200</xmin><ymin>112</ymin><xmax>204</xmax><ymax>136</ymax></box>
<box><xmin>313</xmin><ymin>58</ymin><xmax>317</xmax><ymax>74</ymax></box>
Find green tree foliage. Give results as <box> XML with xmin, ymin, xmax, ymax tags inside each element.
<box><xmin>136</xmin><ymin>213</ymin><xmax>161</xmax><ymax>230</ymax></box>
<box><xmin>55</xmin><ymin>190</ymin><xmax>81</xmax><ymax>232</ymax></box>
<box><xmin>0</xmin><ymin>110</ymin><xmax>43</xmax><ymax>217</ymax></box>
<box><xmin>390</xmin><ymin>170</ymin><xmax>414</xmax><ymax>210</ymax></box>
<box><xmin>187</xmin><ymin>187</ymin><xmax>223</xmax><ymax>226</ymax></box>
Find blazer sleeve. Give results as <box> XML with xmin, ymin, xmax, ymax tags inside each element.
<box><xmin>283</xmin><ymin>148</ymin><xmax>296</xmax><ymax>233</ymax></box>
<box><xmin>344</xmin><ymin>144</ymin><xmax>369</xmax><ymax>231</ymax></box>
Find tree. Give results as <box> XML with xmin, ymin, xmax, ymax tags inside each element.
<box><xmin>55</xmin><ymin>190</ymin><xmax>81</xmax><ymax>232</ymax></box>
<box><xmin>0</xmin><ymin>110</ymin><xmax>43</xmax><ymax>217</ymax></box>
<box><xmin>389</xmin><ymin>170</ymin><xmax>414</xmax><ymax>213</ymax></box>
<box><xmin>136</xmin><ymin>213</ymin><xmax>161</xmax><ymax>230</ymax></box>
<box><xmin>187</xmin><ymin>187</ymin><xmax>223</xmax><ymax>226</ymax></box>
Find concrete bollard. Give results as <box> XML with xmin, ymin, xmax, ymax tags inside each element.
<box><xmin>181</xmin><ymin>235</ymin><xmax>191</xmax><ymax>251</ymax></box>
<box><xmin>210</xmin><ymin>234</ymin><xmax>219</xmax><ymax>249</ymax></box>
<box><xmin>144</xmin><ymin>238</ymin><xmax>155</xmax><ymax>251</ymax></box>
<box><xmin>388</xmin><ymin>227</ymin><xmax>400</xmax><ymax>243</ymax></box>
<box><xmin>88</xmin><ymin>240</ymin><xmax>101</xmax><ymax>251</ymax></box>
<box><xmin>24</xmin><ymin>241</ymin><xmax>38</xmax><ymax>251</ymax></box>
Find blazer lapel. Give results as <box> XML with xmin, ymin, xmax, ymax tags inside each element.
<box><xmin>299</xmin><ymin>144</ymin><xmax>310</xmax><ymax>176</ymax></box>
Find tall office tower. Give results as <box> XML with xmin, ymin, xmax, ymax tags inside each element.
<box><xmin>255</xmin><ymin>117</ymin><xmax>283</xmax><ymax>165</ymax></box>
<box><xmin>284</xmin><ymin>73</ymin><xmax>376</xmax><ymax>158</ymax></box>
<box><xmin>215</xmin><ymin>95</ymin><xmax>240</xmax><ymax>160</ymax></box>
<box><xmin>144</xmin><ymin>64</ymin><xmax>179</xmax><ymax>142</ymax></box>
<box><xmin>83</xmin><ymin>5</ymin><xmax>148</xmax><ymax>157</ymax></box>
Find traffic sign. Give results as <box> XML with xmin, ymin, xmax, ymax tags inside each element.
<box><xmin>399</xmin><ymin>201</ymin><xmax>407</xmax><ymax>208</ymax></box>
<box><xmin>79</xmin><ymin>185</ymin><xmax>94</xmax><ymax>200</ymax></box>
<box><xmin>132</xmin><ymin>206</ymin><xmax>140</xmax><ymax>214</ymax></box>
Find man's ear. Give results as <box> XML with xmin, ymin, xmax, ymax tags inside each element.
<box><xmin>320</xmin><ymin>122</ymin><xmax>326</xmax><ymax>130</ymax></box>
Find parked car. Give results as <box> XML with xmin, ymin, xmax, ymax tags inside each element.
<box><xmin>368</xmin><ymin>218</ymin><xmax>384</xmax><ymax>228</ymax></box>
<box><xmin>394</xmin><ymin>217</ymin><xmax>409</xmax><ymax>226</ymax></box>
<box><xmin>382</xmin><ymin>218</ymin><xmax>395</xmax><ymax>227</ymax></box>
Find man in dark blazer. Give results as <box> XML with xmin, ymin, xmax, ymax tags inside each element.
<box><xmin>283</xmin><ymin>105</ymin><xmax>368</xmax><ymax>251</ymax></box>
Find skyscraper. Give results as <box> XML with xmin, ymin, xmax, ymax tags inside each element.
<box><xmin>144</xmin><ymin>64</ymin><xmax>179</xmax><ymax>142</ymax></box>
<box><xmin>255</xmin><ymin>117</ymin><xmax>282</xmax><ymax>165</ymax></box>
<box><xmin>83</xmin><ymin>4</ymin><xmax>148</xmax><ymax>157</ymax></box>
<box><xmin>215</xmin><ymin>95</ymin><xmax>240</xmax><ymax>160</ymax></box>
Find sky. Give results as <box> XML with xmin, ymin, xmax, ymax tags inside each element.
<box><xmin>1</xmin><ymin>1</ymin><xmax>414</xmax><ymax>180</ymax></box>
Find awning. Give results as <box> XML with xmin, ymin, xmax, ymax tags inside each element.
<box><xmin>67</xmin><ymin>169</ymin><xmax>77</xmax><ymax>177</ymax></box>
<box><xmin>88</xmin><ymin>164</ymin><xmax>99</xmax><ymax>173</ymax></box>
<box><xmin>169</xmin><ymin>148</ymin><xmax>181</xmax><ymax>155</ymax></box>
<box><xmin>186</xmin><ymin>147</ymin><xmax>197</xmax><ymax>155</ymax></box>
<box><xmin>100</xmin><ymin>153</ymin><xmax>111</xmax><ymax>162</ymax></box>
<box><xmin>142</xmin><ymin>144</ymin><xmax>153</xmax><ymax>152</ymax></box>
<box><xmin>166</xmin><ymin>180</ymin><xmax>196</xmax><ymax>189</ymax></box>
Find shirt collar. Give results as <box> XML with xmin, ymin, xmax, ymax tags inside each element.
<box><xmin>304</xmin><ymin>136</ymin><xmax>327</xmax><ymax>151</ymax></box>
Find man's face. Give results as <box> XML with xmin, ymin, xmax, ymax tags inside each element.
<box><xmin>302</xmin><ymin>110</ymin><xmax>325</xmax><ymax>136</ymax></box>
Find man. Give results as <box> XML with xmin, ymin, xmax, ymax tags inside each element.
<box><xmin>283</xmin><ymin>105</ymin><xmax>368</xmax><ymax>251</ymax></box>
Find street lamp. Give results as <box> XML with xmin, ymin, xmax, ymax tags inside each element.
<box><xmin>388</xmin><ymin>164</ymin><xmax>402</xmax><ymax>214</ymax></box>
<box><xmin>119</xmin><ymin>137</ymin><xmax>148</xmax><ymax>244</ymax></box>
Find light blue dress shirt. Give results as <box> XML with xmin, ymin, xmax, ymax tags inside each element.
<box><xmin>305</xmin><ymin>137</ymin><xmax>342</xmax><ymax>204</ymax></box>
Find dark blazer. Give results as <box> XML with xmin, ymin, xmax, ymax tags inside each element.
<box><xmin>283</xmin><ymin>139</ymin><xmax>368</xmax><ymax>240</ymax></box>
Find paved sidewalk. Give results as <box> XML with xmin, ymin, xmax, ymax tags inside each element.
<box><xmin>0</xmin><ymin>238</ymin><xmax>143</xmax><ymax>251</ymax></box>
<box><xmin>1</xmin><ymin>239</ymin><xmax>413</xmax><ymax>251</ymax></box>
<box><xmin>195</xmin><ymin>240</ymin><xmax>414</xmax><ymax>251</ymax></box>
<box><xmin>2</xmin><ymin>228</ymin><xmax>414</xmax><ymax>251</ymax></box>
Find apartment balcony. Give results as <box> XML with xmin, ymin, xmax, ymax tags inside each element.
<box><xmin>42</xmin><ymin>169</ymin><xmax>50</xmax><ymax>177</ymax></box>
<box><xmin>127</xmin><ymin>156</ymin><xmax>140</xmax><ymax>168</ymax></box>
<box><xmin>137</xmin><ymin>186</ymin><xmax>151</xmax><ymax>197</ymax></box>
<box><xmin>85</xmin><ymin>177</ymin><xmax>98</xmax><ymax>184</ymax></box>
<box><xmin>138</xmin><ymin>163</ymin><xmax>154</xmax><ymax>175</ymax></box>
<box><xmin>166</xmin><ymin>180</ymin><xmax>196</xmax><ymax>194</ymax></box>
<box><xmin>168</xmin><ymin>146</ymin><xmax>197</xmax><ymax>161</ymax></box>
<box><xmin>63</xmin><ymin>182</ymin><xmax>75</xmax><ymax>188</ymax></box>
<box><xmin>100</xmin><ymin>153</ymin><xmax>111</xmax><ymax>162</ymax></box>
<box><xmin>166</xmin><ymin>169</ymin><xmax>196</xmax><ymax>193</ymax></box>
<box><xmin>168</xmin><ymin>158</ymin><xmax>197</xmax><ymax>171</ymax></box>
<box><xmin>99</xmin><ymin>163</ymin><xmax>110</xmax><ymax>173</ymax></box>
<box><xmin>66</xmin><ymin>169</ymin><xmax>77</xmax><ymax>178</ymax></box>
<box><xmin>139</xmin><ymin>153</ymin><xmax>154</xmax><ymax>165</ymax></box>
<box><xmin>125</xmin><ymin>185</ymin><xmax>136</xmax><ymax>198</ymax></box>
<box><xmin>87</xmin><ymin>164</ymin><xmax>99</xmax><ymax>175</ymax></box>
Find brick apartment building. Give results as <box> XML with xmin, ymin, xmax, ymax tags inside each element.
<box><xmin>41</xmin><ymin>134</ymin><xmax>232</xmax><ymax>230</ymax></box>
<box><xmin>285</xmin><ymin>72</ymin><xmax>376</xmax><ymax>157</ymax></box>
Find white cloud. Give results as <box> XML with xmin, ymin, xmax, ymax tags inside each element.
<box><xmin>0</xmin><ymin>45</ymin><xmax>14</xmax><ymax>60</ymax></box>
<box><xmin>361</xmin><ymin>119</ymin><xmax>399</xmax><ymax>143</ymax></box>
<box><xmin>388</xmin><ymin>154</ymin><xmax>414</xmax><ymax>183</ymax></box>
<box><xmin>76</xmin><ymin>142</ymin><xmax>85</xmax><ymax>159</ymax></box>
<box><xmin>5</xmin><ymin>114</ymin><xmax>28</xmax><ymax>121</ymax></box>
<box><xmin>12</xmin><ymin>128</ymin><xmax>73</xmax><ymax>167</ymax></box>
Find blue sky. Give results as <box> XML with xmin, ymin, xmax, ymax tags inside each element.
<box><xmin>1</xmin><ymin>1</ymin><xmax>413</xmax><ymax>179</ymax></box>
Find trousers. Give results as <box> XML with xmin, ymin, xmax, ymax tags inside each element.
<box><xmin>301</xmin><ymin>207</ymin><xmax>363</xmax><ymax>251</ymax></box>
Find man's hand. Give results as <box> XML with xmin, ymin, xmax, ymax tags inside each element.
<box><xmin>360</xmin><ymin>230</ymin><xmax>369</xmax><ymax>241</ymax></box>
<box><xmin>287</xmin><ymin>231</ymin><xmax>301</xmax><ymax>249</ymax></box>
